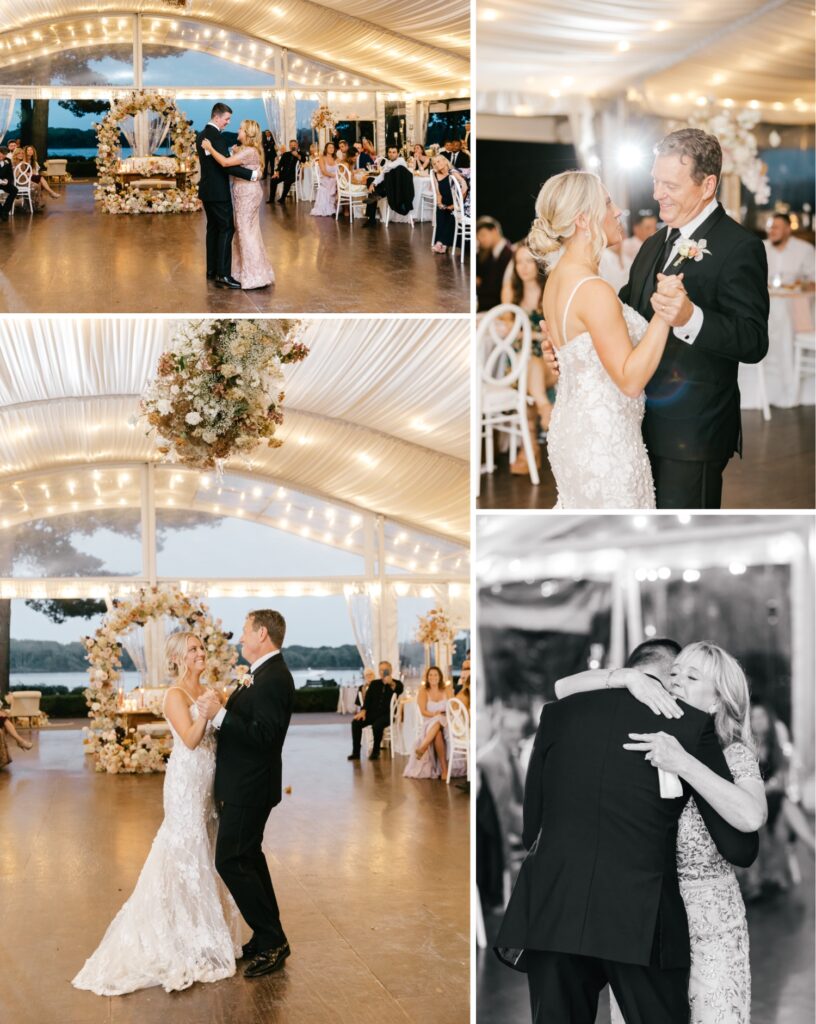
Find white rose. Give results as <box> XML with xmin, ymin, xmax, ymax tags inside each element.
<box><xmin>185</xmin><ymin>411</ymin><xmax>202</xmax><ymax>425</ymax></box>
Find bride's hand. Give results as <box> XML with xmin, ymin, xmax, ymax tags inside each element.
<box><xmin>201</xmin><ymin>139</ymin><xmax>212</xmax><ymax>153</ymax></box>
<box><xmin>623</xmin><ymin>731</ymin><xmax>691</xmax><ymax>775</ymax></box>
<box><xmin>616</xmin><ymin>669</ymin><xmax>683</xmax><ymax>718</ymax></box>
<box><xmin>652</xmin><ymin>272</ymin><xmax>692</xmax><ymax>326</ymax></box>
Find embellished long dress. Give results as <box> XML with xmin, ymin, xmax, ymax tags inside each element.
<box><xmin>231</xmin><ymin>146</ymin><xmax>275</xmax><ymax>290</ymax></box>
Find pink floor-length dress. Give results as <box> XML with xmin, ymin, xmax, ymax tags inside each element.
<box><xmin>230</xmin><ymin>147</ymin><xmax>275</xmax><ymax>290</ymax></box>
<box><xmin>311</xmin><ymin>160</ymin><xmax>338</xmax><ymax>216</ymax></box>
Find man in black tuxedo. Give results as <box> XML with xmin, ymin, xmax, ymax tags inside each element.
<box><xmin>268</xmin><ymin>140</ymin><xmax>301</xmax><ymax>204</ymax></box>
<box><xmin>348</xmin><ymin>660</ymin><xmax>403</xmax><ymax>760</ymax></box>
<box><xmin>495</xmin><ymin>638</ymin><xmax>759</xmax><ymax>1024</ymax></box>
<box><xmin>196</xmin><ymin>102</ymin><xmax>258</xmax><ymax>289</ymax></box>
<box><xmin>197</xmin><ymin>609</ymin><xmax>295</xmax><ymax>979</ymax></box>
<box><xmin>619</xmin><ymin>128</ymin><xmax>769</xmax><ymax>509</ymax></box>
<box><xmin>261</xmin><ymin>130</ymin><xmax>277</xmax><ymax>179</ymax></box>
<box><xmin>0</xmin><ymin>147</ymin><xmax>17</xmax><ymax>221</ymax></box>
<box><xmin>449</xmin><ymin>139</ymin><xmax>470</xmax><ymax>169</ymax></box>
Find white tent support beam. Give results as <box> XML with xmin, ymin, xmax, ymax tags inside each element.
<box><xmin>790</xmin><ymin>534</ymin><xmax>815</xmax><ymax>780</ymax></box>
<box><xmin>624</xmin><ymin>572</ymin><xmax>643</xmax><ymax>651</ymax></box>
<box><xmin>609</xmin><ymin>567</ymin><xmax>626</xmax><ymax>670</ymax></box>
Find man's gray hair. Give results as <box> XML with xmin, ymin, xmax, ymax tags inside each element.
<box><xmin>654</xmin><ymin>128</ymin><xmax>722</xmax><ymax>184</ymax></box>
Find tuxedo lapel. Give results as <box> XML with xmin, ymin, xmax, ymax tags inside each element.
<box><xmin>662</xmin><ymin>204</ymin><xmax>726</xmax><ymax>280</ymax></box>
<box><xmin>632</xmin><ymin>233</ymin><xmax>666</xmax><ymax>313</ymax></box>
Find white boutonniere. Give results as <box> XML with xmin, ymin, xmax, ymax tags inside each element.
<box><xmin>235</xmin><ymin>665</ymin><xmax>253</xmax><ymax>687</ymax></box>
<box><xmin>672</xmin><ymin>238</ymin><xmax>711</xmax><ymax>268</ymax></box>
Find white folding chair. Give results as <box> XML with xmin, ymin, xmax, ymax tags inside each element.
<box><xmin>755</xmin><ymin>360</ymin><xmax>772</xmax><ymax>422</ymax></box>
<box><xmin>793</xmin><ymin>330</ymin><xmax>816</xmax><ymax>405</ymax></box>
<box><xmin>335</xmin><ymin>163</ymin><xmax>368</xmax><ymax>222</ymax></box>
<box><xmin>428</xmin><ymin>173</ymin><xmax>441</xmax><ymax>249</ymax></box>
<box><xmin>445</xmin><ymin>697</ymin><xmax>470</xmax><ymax>783</ymax></box>
<box><xmin>450</xmin><ymin>175</ymin><xmax>471</xmax><ymax>264</ymax></box>
<box><xmin>294</xmin><ymin>160</ymin><xmax>304</xmax><ymax>202</ymax></box>
<box><xmin>311</xmin><ymin>162</ymin><xmax>320</xmax><ymax>200</ymax></box>
<box><xmin>11</xmin><ymin>162</ymin><xmax>34</xmax><ymax>215</ymax></box>
<box><xmin>477</xmin><ymin>304</ymin><xmax>540</xmax><ymax>486</ymax></box>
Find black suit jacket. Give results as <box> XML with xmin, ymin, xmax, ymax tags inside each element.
<box><xmin>362</xmin><ymin>678</ymin><xmax>403</xmax><ymax>720</ymax></box>
<box><xmin>495</xmin><ymin>689</ymin><xmax>758</xmax><ymax>971</ymax></box>
<box><xmin>277</xmin><ymin>150</ymin><xmax>301</xmax><ymax>182</ymax></box>
<box><xmin>196</xmin><ymin>123</ymin><xmax>254</xmax><ymax>203</ymax></box>
<box><xmin>619</xmin><ymin>203</ymin><xmax>769</xmax><ymax>462</ymax></box>
<box><xmin>214</xmin><ymin>652</ymin><xmax>295</xmax><ymax>809</ymax></box>
<box><xmin>0</xmin><ymin>160</ymin><xmax>15</xmax><ymax>188</ymax></box>
<box><xmin>450</xmin><ymin>150</ymin><xmax>470</xmax><ymax>169</ymax></box>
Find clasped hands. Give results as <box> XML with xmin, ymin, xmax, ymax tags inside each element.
<box><xmin>196</xmin><ymin>690</ymin><xmax>222</xmax><ymax>721</ymax></box>
<box><xmin>651</xmin><ymin>272</ymin><xmax>693</xmax><ymax>327</ymax></box>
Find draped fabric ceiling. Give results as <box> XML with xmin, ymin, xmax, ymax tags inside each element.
<box><xmin>0</xmin><ymin>0</ymin><xmax>470</xmax><ymax>94</ymax></box>
<box><xmin>0</xmin><ymin>318</ymin><xmax>470</xmax><ymax>547</ymax></box>
<box><xmin>477</xmin><ymin>0</ymin><xmax>815</xmax><ymax>123</ymax></box>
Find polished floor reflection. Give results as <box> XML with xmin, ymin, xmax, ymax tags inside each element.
<box><xmin>0</xmin><ymin>723</ymin><xmax>469</xmax><ymax>1024</ymax></box>
<box><xmin>477</xmin><ymin>853</ymin><xmax>815</xmax><ymax>1024</ymax></box>
<box><xmin>0</xmin><ymin>185</ymin><xmax>470</xmax><ymax>314</ymax></box>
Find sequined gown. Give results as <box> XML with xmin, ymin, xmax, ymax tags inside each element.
<box><xmin>547</xmin><ymin>275</ymin><xmax>656</xmax><ymax>509</ymax></box>
<box><xmin>230</xmin><ymin>147</ymin><xmax>275</xmax><ymax>290</ymax></box>
<box><xmin>72</xmin><ymin>697</ymin><xmax>242</xmax><ymax>995</ymax></box>
<box><xmin>612</xmin><ymin>742</ymin><xmax>760</xmax><ymax>1024</ymax></box>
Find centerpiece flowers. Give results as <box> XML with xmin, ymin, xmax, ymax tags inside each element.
<box><xmin>140</xmin><ymin>319</ymin><xmax>309</xmax><ymax>469</ymax></box>
<box><xmin>311</xmin><ymin>105</ymin><xmax>339</xmax><ymax>134</ymax></box>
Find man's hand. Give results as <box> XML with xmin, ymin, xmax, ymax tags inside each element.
<box><xmin>354</xmin><ymin>710</ymin><xmax>366</xmax><ymax>722</ymax></box>
<box><xmin>196</xmin><ymin>692</ymin><xmax>221</xmax><ymax>721</ymax></box>
<box><xmin>368</xmin><ymin>184</ymin><xmax>375</xmax><ymax>193</ymax></box>
<box><xmin>652</xmin><ymin>272</ymin><xmax>693</xmax><ymax>327</ymax></box>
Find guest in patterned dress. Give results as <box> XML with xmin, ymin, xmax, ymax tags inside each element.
<box><xmin>201</xmin><ymin>120</ymin><xmax>274</xmax><ymax>291</ymax></box>
<box><xmin>557</xmin><ymin>641</ymin><xmax>765</xmax><ymax>1024</ymax></box>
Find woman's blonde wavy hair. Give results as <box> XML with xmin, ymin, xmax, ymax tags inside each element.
<box><xmin>238</xmin><ymin>119</ymin><xmax>265</xmax><ymax>173</ymax></box>
<box><xmin>166</xmin><ymin>631</ymin><xmax>200</xmax><ymax>685</ymax></box>
<box><xmin>528</xmin><ymin>170</ymin><xmax>608</xmax><ymax>270</ymax></box>
<box><xmin>674</xmin><ymin>641</ymin><xmax>754</xmax><ymax>751</ymax></box>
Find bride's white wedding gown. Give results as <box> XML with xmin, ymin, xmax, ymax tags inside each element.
<box><xmin>547</xmin><ymin>275</ymin><xmax>656</xmax><ymax>509</ymax></box>
<box><xmin>72</xmin><ymin>696</ymin><xmax>242</xmax><ymax>996</ymax></box>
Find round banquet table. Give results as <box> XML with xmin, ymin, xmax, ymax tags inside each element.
<box><xmin>336</xmin><ymin>684</ymin><xmax>361</xmax><ymax>715</ymax></box>
<box><xmin>740</xmin><ymin>287</ymin><xmax>815</xmax><ymax>409</ymax></box>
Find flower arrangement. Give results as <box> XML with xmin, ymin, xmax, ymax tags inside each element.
<box><xmin>83</xmin><ymin>585</ymin><xmax>239</xmax><ymax>774</ymax></box>
<box><xmin>416</xmin><ymin>607</ymin><xmax>456</xmax><ymax>645</ymax></box>
<box><xmin>139</xmin><ymin>319</ymin><xmax>309</xmax><ymax>469</ymax></box>
<box><xmin>94</xmin><ymin>91</ymin><xmax>200</xmax><ymax>215</ymax></box>
<box><xmin>690</xmin><ymin>108</ymin><xmax>770</xmax><ymax>206</ymax></box>
<box><xmin>311</xmin><ymin>105</ymin><xmax>338</xmax><ymax>133</ymax></box>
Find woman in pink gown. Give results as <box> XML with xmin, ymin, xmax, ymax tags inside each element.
<box><xmin>404</xmin><ymin>666</ymin><xmax>465</xmax><ymax>781</ymax></box>
<box><xmin>201</xmin><ymin>119</ymin><xmax>274</xmax><ymax>290</ymax></box>
<box><xmin>311</xmin><ymin>142</ymin><xmax>338</xmax><ymax>217</ymax></box>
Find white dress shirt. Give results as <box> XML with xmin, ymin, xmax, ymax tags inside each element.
<box><xmin>372</xmin><ymin>155</ymin><xmax>408</xmax><ymax>187</ymax></box>
<box><xmin>660</xmin><ymin>197</ymin><xmax>719</xmax><ymax>345</ymax></box>
<box><xmin>212</xmin><ymin>648</ymin><xmax>280</xmax><ymax>729</ymax></box>
<box><xmin>764</xmin><ymin>236</ymin><xmax>815</xmax><ymax>284</ymax></box>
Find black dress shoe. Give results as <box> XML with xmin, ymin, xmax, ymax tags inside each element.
<box><xmin>215</xmin><ymin>276</ymin><xmax>241</xmax><ymax>289</ymax></box>
<box><xmin>240</xmin><ymin>939</ymin><xmax>259</xmax><ymax>960</ymax></box>
<box><xmin>369</xmin><ymin>751</ymin><xmax>380</xmax><ymax>761</ymax></box>
<box><xmin>347</xmin><ymin>753</ymin><xmax>360</xmax><ymax>761</ymax></box>
<box><xmin>277</xmin><ymin>198</ymin><xmax>286</xmax><ymax>205</ymax></box>
<box><xmin>206</xmin><ymin>271</ymin><xmax>216</xmax><ymax>280</ymax></box>
<box><xmin>244</xmin><ymin>943</ymin><xmax>290</xmax><ymax>978</ymax></box>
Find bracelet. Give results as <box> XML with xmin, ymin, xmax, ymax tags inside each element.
<box><xmin>605</xmin><ymin>669</ymin><xmax>615</xmax><ymax>688</ymax></box>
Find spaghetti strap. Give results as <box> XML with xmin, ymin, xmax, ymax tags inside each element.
<box><xmin>560</xmin><ymin>275</ymin><xmax>602</xmax><ymax>347</ymax></box>
<box><xmin>164</xmin><ymin>685</ymin><xmax>195</xmax><ymax>706</ymax></box>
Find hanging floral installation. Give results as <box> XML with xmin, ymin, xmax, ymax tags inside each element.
<box><xmin>94</xmin><ymin>91</ymin><xmax>200</xmax><ymax>214</ymax></box>
<box><xmin>688</xmin><ymin>108</ymin><xmax>771</xmax><ymax>205</ymax></box>
<box><xmin>83</xmin><ymin>586</ymin><xmax>240</xmax><ymax>774</ymax></box>
<box><xmin>139</xmin><ymin>319</ymin><xmax>309</xmax><ymax>469</ymax></box>
<box><xmin>310</xmin><ymin>105</ymin><xmax>339</xmax><ymax>134</ymax></box>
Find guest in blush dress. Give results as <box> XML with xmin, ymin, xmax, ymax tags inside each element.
<box><xmin>311</xmin><ymin>143</ymin><xmax>338</xmax><ymax>217</ymax></box>
<box><xmin>201</xmin><ymin>119</ymin><xmax>275</xmax><ymax>290</ymax></box>
<box><xmin>403</xmin><ymin>666</ymin><xmax>462</xmax><ymax>782</ymax></box>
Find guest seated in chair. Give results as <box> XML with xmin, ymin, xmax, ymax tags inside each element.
<box><xmin>430</xmin><ymin>153</ymin><xmax>467</xmax><ymax>253</ymax></box>
<box><xmin>409</xmin><ymin>143</ymin><xmax>430</xmax><ymax>173</ymax></box>
<box><xmin>363</xmin><ymin>146</ymin><xmax>412</xmax><ymax>225</ymax></box>
<box><xmin>348</xmin><ymin>660</ymin><xmax>403</xmax><ymax>761</ymax></box>
<box><xmin>267</xmin><ymin>140</ymin><xmax>301</xmax><ymax>204</ymax></box>
<box><xmin>403</xmin><ymin>666</ymin><xmax>455</xmax><ymax>781</ymax></box>
<box><xmin>0</xmin><ymin>147</ymin><xmax>18</xmax><ymax>221</ymax></box>
<box><xmin>1</xmin><ymin>705</ymin><xmax>33</xmax><ymax>757</ymax></box>
<box><xmin>24</xmin><ymin>146</ymin><xmax>60</xmax><ymax>200</ymax></box>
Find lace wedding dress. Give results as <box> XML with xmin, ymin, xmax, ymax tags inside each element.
<box><xmin>72</xmin><ymin>694</ymin><xmax>242</xmax><ymax>996</ymax></box>
<box><xmin>611</xmin><ymin>742</ymin><xmax>760</xmax><ymax>1024</ymax></box>
<box><xmin>547</xmin><ymin>276</ymin><xmax>656</xmax><ymax>509</ymax></box>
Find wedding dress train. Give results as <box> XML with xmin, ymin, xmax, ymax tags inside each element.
<box><xmin>546</xmin><ymin>276</ymin><xmax>656</xmax><ymax>509</ymax></box>
<box><xmin>72</xmin><ymin>697</ymin><xmax>242</xmax><ymax>996</ymax></box>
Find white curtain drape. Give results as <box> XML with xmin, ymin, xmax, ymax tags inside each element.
<box><xmin>261</xmin><ymin>92</ymin><xmax>282</xmax><ymax>143</ymax></box>
<box><xmin>345</xmin><ymin>585</ymin><xmax>400</xmax><ymax>673</ymax></box>
<box><xmin>147</xmin><ymin>111</ymin><xmax>171</xmax><ymax>154</ymax></box>
<box><xmin>105</xmin><ymin>597</ymin><xmax>173</xmax><ymax>686</ymax></box>
<box><xmin>375</xmin><ymin>93</ymin><xmax>386</xmax><ymax>154</ymax></box>
<box><xmin>0</xmin><ymin>97</ymin><xmax>15</xmax><ymax>143</ymax></box>
<box><xmin>346</xmin><ymin>588</ymin><xmax>376</xmax><ymax>670</ymax></box>
<box><xmin>121</xmin><ymin>111</ymin><xmax>170</xmax><ymax>157</ymax></box>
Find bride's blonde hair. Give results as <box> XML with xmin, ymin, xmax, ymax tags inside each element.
<box><xmin>528</xmin><ymin>170</ymin><xmax>608</xmax><ymax>270</ymax></box>
<box><xmin>166</xmin><ymin>631</ymin><xmax>200</xmax><ymax>685</ymax></box>
<box><xmin>239</xmin><ymin>119</ymin><xmax>265</xmax><ymax>173</ymax></box>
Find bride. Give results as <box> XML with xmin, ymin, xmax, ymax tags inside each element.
<box><xmin>530</xmin><ymin>170</ymin><xmax>685</xmax><ymax>508</ymax></box>
<box><xmin>201</xmin><ymin>119</ymin><xmax>275</xmax><ymax>291</ymax></box>
<box><xmin>72</xmin><ymin>633</ymin><xmax>242</xmax><ymax>995</ymax></box>
<box><xmin>556</xmin><ymin>641</ymin><xmax>765</xmax><ymax>1023</ymax></box>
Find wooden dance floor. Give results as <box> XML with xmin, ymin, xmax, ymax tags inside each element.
<box><xmin>0</xmin><ymin>723</ymin><xmax>469</xmax><ymax>1024</ymax></box>
<box><xmin>478</xmin><ymin>407</ymin><xmax>816</xmax><ymax>510</ymax></box>
<box><xmin>0</xmin><ymin>184</ymin><xmax>469</xmax><ymax>315</ymax></box>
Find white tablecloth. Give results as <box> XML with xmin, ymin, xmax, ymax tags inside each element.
<box><xmin>294</xmin><ymin>163</ymin><xmax>315</xmax><ymax>200</ymax></box>
<box><xmin>391</xmin><ymin>698</ymin><xmax>421</xmax><ymax>755</ymax></box>
<box><xmin>336</xmin><ymin>684</ymin><xmax>361</xmax><ymax>715</ymax></box>
<box><xmin>740</xmin><ymin>290</ymin><xmax>815</xmax><ymax>409</ymax></box>
<box><xmin>119</xmin><ymin>157</ymin><xmax>178</xmax><ymax>175</ymax></box>
<box><xmin>411</xmin><ymin>176</ymin><xmax>435</xmax><ymax>222</ymax></box>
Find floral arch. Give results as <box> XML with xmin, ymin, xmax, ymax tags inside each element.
<box><xmin>83</xmin><ymin>585</ymin><xmax>239</xmax><ymax>773</ymax></box>
<box><xmin>94</xmin><ymin>91</ymin><xmax>200</xmax><ymax>215</ymax></box>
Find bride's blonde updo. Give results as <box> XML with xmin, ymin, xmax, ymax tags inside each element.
<box><xmin>166</xmin><ymin>631</ymin><xmax>199</xmax><ymax>683</ymax></box>
<box><xmin>528</xmin><ymin>170</ymin><xmax>608</xmax><ymax>269</ymax></box>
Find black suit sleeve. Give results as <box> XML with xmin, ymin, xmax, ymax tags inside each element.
<box><xmin>220</xmin><ymin>676</ymin><xmax>290</xmax><ymax>754</ymax></box>
<box><xmin>688</xmin><ymin>717</ymin><xmax>759</xmax><ymax>868</ymax></box>
<box><xmin>692</xmin><ymin>234</ymin><xmax>769</xmax><ymax>364</ymax></box>
<box><xmin>522</xmin><ymin>707</ymin><xmax>552</xmax><ymax>850</ymax></box>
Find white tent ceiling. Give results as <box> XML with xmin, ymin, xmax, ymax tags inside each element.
<box><xmin>0</xmin><ymin>318</ymin><xmax>470</xmax><ymax>545</ymax></box>
<box><xmin>477</xmin><ymin>0</ymin><xmax>815</xmax><ymax>123</ymax></box>
<box><xmin>0</xmin><ymin>0</ymin><xmax>470</xmax><ymax>94</ymax></box>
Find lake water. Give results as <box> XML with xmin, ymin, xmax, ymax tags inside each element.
<box><xmin>10</xmin><ymin>668</ymin><xmax>364</xmax><ymax>692</ymax></box>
